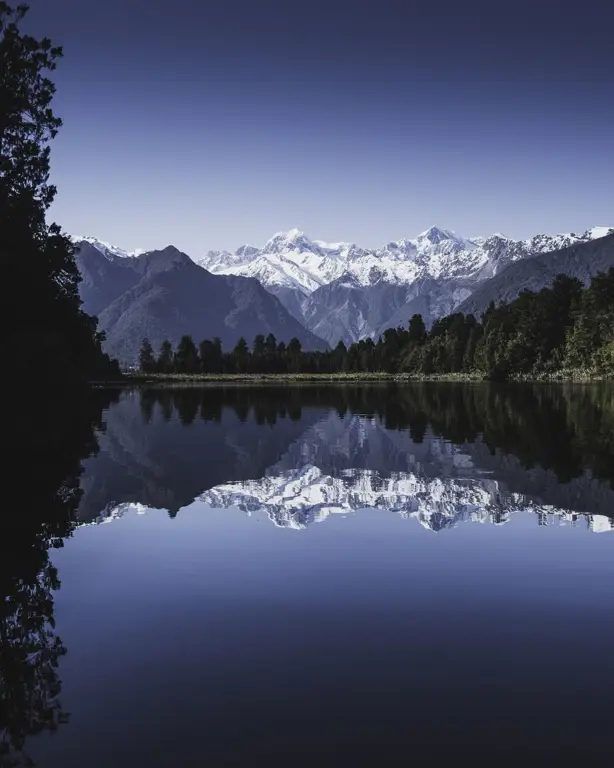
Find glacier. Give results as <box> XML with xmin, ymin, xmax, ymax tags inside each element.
<box><xmin>197</xmin><ymin>225</ymin><xmax>614</xmax><ymax>295</ymax></box>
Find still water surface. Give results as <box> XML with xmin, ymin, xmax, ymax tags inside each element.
<box><xmin>5</xmin><ymin>383</ymin><xmax>614</xmax><ymax>765</ymax></box>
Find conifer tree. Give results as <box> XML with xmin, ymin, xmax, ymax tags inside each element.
<box><xmin>138</xmin><ymin>338</ymin><xmax>155</xmax><ymax>373</ymax></box>
<box><xmin>174</xmin><ymin>335</ymin><xmax>199</xmax><ymax>373</ymax></box>
<box><xmin>157</xmin><ymin>340</ymin><xmax>173</xmax><ymax>373</ymax></box>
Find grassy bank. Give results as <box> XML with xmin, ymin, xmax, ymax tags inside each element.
<box><xmin>91</xmin><ymin>369</ymin><xmax>613</xmax><ymax>387</ymax></box>
<box><xmin>121</xmin><ymin>371</ymin><xmax>486</xmax><ymax>384</ymax></box>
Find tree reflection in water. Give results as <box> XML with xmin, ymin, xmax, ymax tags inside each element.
<box><xmin>138</xmin><ymin>382</ymin><xmax>614</xmax><ymax>486</ymax></box>
<box><xmin>0</xmin><ymin>386</ymin><xmax>119</xmax><ymax>767</ymax></box>
<box><xmin>3</xmin><ymin>381</ymin><xmax>614</xmax><ymax>764</ymax></box>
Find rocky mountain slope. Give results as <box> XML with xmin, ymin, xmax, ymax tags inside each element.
<box><xmin>75</xmin><ymin>240</ymin><xmax>329</xmax><ymax>364</ymax></box>
<box><xmin>199</xmin><ymin>226</ymin><xmax>614</xmax><ymax>345</ymax></box>
<box><xmin>75</xmin><ymin>225</ymin><xmax>614</xmax><ymax>351</ymax></box>
<box><xmin>457</xmin><ymin>232</ymin><xmax>614</xmax><ymax>318</ymax></box>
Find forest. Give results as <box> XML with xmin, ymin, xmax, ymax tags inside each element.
<box><xmin>138</xmin><ymin>270</ymin><xmax>614</xmax><ymax>380</ymax></box>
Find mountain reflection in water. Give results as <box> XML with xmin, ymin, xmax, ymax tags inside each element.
<box><xmin>80</xmin><ymin>383</ymin><xmax>614</xmax><ymax>530</ymax></box>
<box><xmin>4</xmin><ymin>382</ymin><xmax>614</xmax><ymax>767</ymax></box>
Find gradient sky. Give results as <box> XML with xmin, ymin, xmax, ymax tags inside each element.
<box><xmin>22</xmin><ymin>0</ymin><xmax>614</xmax><ymax>255</ymax></box>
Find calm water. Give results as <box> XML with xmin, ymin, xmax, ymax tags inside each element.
<box><xmin>4</xmin><ymin>383</ymin><xmax>614</xmax><ymax>766</ymax></box>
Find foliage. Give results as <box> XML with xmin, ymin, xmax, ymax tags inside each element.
<box><xmin>0</xmin><ymin>2</ymin><xmax>119</xmax><ymax>379</ymax></box>
<box><xmin>156</xmin><ymin>340</ymin><xmax>173</xmax><ymax>373</ymax></box>
<box><xmin>137</xmin><ymin>268</ymin><xmax>614</xmax><ymax>380</ymax></box>
<box><xmin>138</xmin><ymin>338</ymin><xmax>155</xmax><ymax>373</ymax></box>
<box><xmin>173</xmin><ymin>334</ymin><xmax>199</xmax><ymax>373</ymax></box>
<box><xmin>1</xmin><ymin>384</ymin><xmax>119</xmax><ymax>766</ymax></box>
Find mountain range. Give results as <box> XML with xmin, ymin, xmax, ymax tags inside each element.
<box><xmin>457</xmin><ymin>230</ymin><xmax>614</xmax><ymax>317</ymax></box>
<box><xmin>75</xmin><ymin>239</ymin><xmax>328</xmax><ymax>363</ymax></box>
<box><xmin>198</xmin><ymin>225</ymin><xmax>614</xmax><ymax>344</ymax></box>
<box><xmin>74</xmin><ymin>224</ymin><xmax>614</xmax><ymax>358</ymax></box>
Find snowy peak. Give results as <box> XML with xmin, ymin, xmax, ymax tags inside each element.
<box><xmin>276</xmin><ymin>227</ymin><xmax>305</xmax><ymax>241</ymax></box>
<box><xmin>78</xmin><ymin>222</ymin><xmax>614</xmax><ymax>348</ymax></box>
<box><xmin>236</xmin><ymin>243</ymin><xmax>259</xmax><ymax>259</ymax></box>
<box><xmin>263</xmin><ymin>228</ymin><xmax>319</xmax><ymax>255</ymax></box>
<box><xmin>73</xmin><ymin>235</ymin><xmax>144</xmax><ymax>261</ymax></box>
<box><xmin>198</xmin><ymin>464</ymin><xmax>614</xmax><ymax>534</ymax></box>
<box><xmin>79</xmin><ymin>224</ymin><xmax>614</xmax><ymax>286</ymax></box>
<box><xmin>585</xmin><ymin>226</ymin><xmax>614</xmax><ymax>240</ymax></box>
<box><xmin>193</xmin><ymin>221</ymin><xmax>612</xmax><ymax>346</ymax></box>
<box><xmin>199</xmin><ymin>248</ymin><xmax>248</xmax><ymax>272</ymax></box>
<box><xmin>197</xmin><ymin>224</ymin><xmax>497</xmax><ymax>291</ymax></box>
<box><xmin>199</xmin><ymin>223</ymin><xmax>614</xmax><ymax>294</ymax></box>
<box><xmin>416</xmin><ymin>226</ymin><xmax>466</xmax><ymax>246</ymax></box>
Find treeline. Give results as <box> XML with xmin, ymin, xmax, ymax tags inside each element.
<box><xmin>138</xmin><ymin>334</ymin><xmax>346</xmax><ymax>375</ymax></box>
<box><xmin>138</xmin><ymin>269</ymin><xmax>614</xmax><ymax>379</ymax></box>
<box><xmin>403</xmin><ymin>270</ymin><xmax>614</xmax><ymax>380</ymax></box>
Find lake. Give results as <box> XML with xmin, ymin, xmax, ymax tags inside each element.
<box><xmin>3</xmin><ymin>382</ymin><xmax>614</xmax><ymax>766</ymax></box>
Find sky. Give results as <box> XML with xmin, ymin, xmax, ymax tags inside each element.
<box><xmin>22</xmin><ymin>0</ymin><xmax>614</xmax><ymax>255</ymax></box>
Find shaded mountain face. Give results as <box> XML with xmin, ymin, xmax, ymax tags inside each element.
<box><xmin>198</xmin><ymin>226</ymin><xmax>614</xmax><ymax>344</ymax></box>
<box><xmin>75</xmin><ymin>242</ymin><xmax>328</xmax><ymax>363</ymax></box>
<box><xmin>75</xmin><ymin>227</ymin><xmax>614</xmax><ymax>350</ymax></box>
<box><xmin>302</xmin><ymin>275</ymin><xmax>475</xmax><ymax>346</ymax></box>
<box><xmin>457</xmin><ymin>232</ymin><xmax>614</xmax><ymax>318</ymax></box>
<box><xmin>76</xmin><ymin>241</ymin><xmax>143</xmax><ymax>317</ymax></box>
<box><xmin>77</xmin><ymin>387</ymin><xmax>327</xmax><ymax>520</ymax></box>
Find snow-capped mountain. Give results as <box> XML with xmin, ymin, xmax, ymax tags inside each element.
<box><xmin>198</xmin><ymin>225</ymin><xmax>614</xmax><ymax>344</ymax></box>
<box><xmin>88</xmin><ymin>465</ymin><xmax>614</xmax><ymax>535</ymax></box>
<box><xmin>199</xmin><ymin>226</ymin><xmax>480</xmax><ymax>292</ymax></box>
<box><xmin>199</xmin><ymin>225</ymin><xmax>613</xmax><ymax>293</ymax></box>
<box><xmin>74</xmin><ymin>224</ymin><xmax>614</xmax><ymax>347</ymax></box>
<box><xmin>199</xmin><ymin>464</ymin><xmax>614</xmax><ymax>534</ymax></box>
<box><xmin>73</xmin><ymin>238</ymin><xmax>329</xmax><ymax>363</ymax></box>
<box><xmin>71</xmin><ymin>235</ymin><xmax>146</xmax><ymax>260</ymax></box>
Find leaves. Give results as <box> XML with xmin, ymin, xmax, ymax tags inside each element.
<box><xmin>0</xmin><ymin>2</ymin><xmax>119</xmax><ymax>379</ymax></box>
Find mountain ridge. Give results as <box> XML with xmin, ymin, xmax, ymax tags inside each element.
<box><xmin>198</xmin><ymin>225</ymin><xmax>613</xmax><ymax>293</ymax></box>
<box><xmin>75</xmin><ymin>242</ymin><xmax>329</xmax><ymax>363</ymax></box>
<box><xmin>457</xmin><ymin>232</ymin><xmax>614</xmax><ymax>318</ymax></box>
<box><xmin>192</xmin><ymin>224</ymin><xmax>614</xmax><ymax>343</ymax></box>
<box><xmin>74</xmin><ymin>225</ymin><xmax>614</xmax><ymax>348</ymax></box>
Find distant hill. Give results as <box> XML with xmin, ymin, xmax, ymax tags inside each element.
<box><xmin>75</xmin><ymin>242</ymin><xmax>328</xmax><ymax>364</ymax></box>
<box><xmin>457</xmin><ymin>233</ymin><xmax>614</xmax><ymax>318</ymax></box>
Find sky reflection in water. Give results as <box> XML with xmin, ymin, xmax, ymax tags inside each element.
<box><xmin>9</xmin><ymin>384</ymin><xmax>614</xmax><ymax>766</ymax></box>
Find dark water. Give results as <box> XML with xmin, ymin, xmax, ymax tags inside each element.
<box><xmin>4</xmin><ymin>383</ymin><xmax>614</xmax><ymax>766</ymax></box>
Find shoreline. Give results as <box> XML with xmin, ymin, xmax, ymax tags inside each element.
<box><xmin>90</xmin><ymin>371</ymin><xmax>614</xmax><ymax>386</ymax></box>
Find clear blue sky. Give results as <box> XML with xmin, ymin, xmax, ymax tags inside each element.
<box><xmin>23</xmin><ymin>0</ymin><xmax>614</xmax><ymax>254</ymax></box>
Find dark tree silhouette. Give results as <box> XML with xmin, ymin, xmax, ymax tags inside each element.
<box><xmin>138</xmin><ymin>338</ymin><xmax>155</xmax><ymax>373</ymax></box>
<box><xmin>287</xmin><ymin>337</ymin><xmax>302</xmax><ymax>373</ymax></box>
<box><xmin>174</xmin><ymin>335</ymin><xmax>199</xmax><ymax>373</ymax></box>
<box><xmin>408</xmin><ymin>313</ymin><xmax>427</xmax><ymax>344</ymax></box>
<box><xmin>156</xmin><ymin>340</ymin><xmax>173</xmax><ymax>373</ymax></box>
<box><xmin>0</xmin><ymin>2</ymin><xmax>118</xmax><ymax>379</ymax></box>
<box><xmin>1</xmin><ymin>385</ymin><xmax>118</xmax><ymax>767</ymax></box>
<box><xmin>231</xmin><ymin>337</ymin><xmax>249</xmax><ymax>374</ymax></box>
<box><xmin>125</xmin><ymin>267</ymin><xmax>614</xmax><ymax>380</ymax></box>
